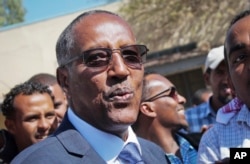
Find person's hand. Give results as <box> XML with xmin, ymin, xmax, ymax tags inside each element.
<box><xmin>200</xmin><ymin>124</ymin><xmax>213</xmax><ymax>134</ymax></box>
<box><xmin>214</xmin><ymin>157</ymin><xmax>230</xmax><ymax>164</ymax></box>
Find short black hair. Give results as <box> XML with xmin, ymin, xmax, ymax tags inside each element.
<box><xmin>224</xmin><ymin>10</ymin><xmax>250</xmax><ymax>63</ymax></box>
<box><xmin>229</xmin><ymin>10</ymin><xmax>250</xmax><ymax>28</ymax></box>
<box><xmin>1</xmin><ymin>81</ymin><xmax>54</xmax><ymax>118</ymax></box>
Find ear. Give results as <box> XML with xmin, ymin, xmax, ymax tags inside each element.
<box><xmin>140</xmin><ymin>102</ymin><xmax>157</xmax><ymax>118</ymax></box>
<box><xmin>5</xmin><ymin>119</ymin><xmax>16</xmax><ymax>135</ymax></box>
<box><xmin>57</xmin><ymin>67</ymin><xmax>69</xmax><ymax>95</ymax></box>
<box><xmin>203</xmin><ymin>72</ymin><xmax>211</xmax><ymax>86</ymax></box>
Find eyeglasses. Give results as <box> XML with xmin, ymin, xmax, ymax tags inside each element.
<box><xmin>144</xmin><ymin>87</ymin><xmax>177</xmax><ymax>102</ymax></box>
<box><xmin>60</xmin><ymin>44</ymin><xmax>149</xmax><ymax>71</ymax></box>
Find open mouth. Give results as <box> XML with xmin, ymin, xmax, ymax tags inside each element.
<box><xmin>177</xmin><ymin>108</ymin><xmax>184</xmax><ymax>112</ymax></box>
<box><xmin>35</xmin><ymin>134</ymin><xmax>48</xmax><ymax>140</ymax></box>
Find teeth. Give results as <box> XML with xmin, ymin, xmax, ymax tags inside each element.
<box><xmin>36</xmin><ymin>135</ymin><xmax>47</xmax><ymax>139</ymax></box>
<box><xmin>177</xmin><ymin>108</ymin><xmax>184</xmax><ymax>112</ymax></box>
<box><xmin>113</xmin><ymin>93</ymin><xmax>132</xmax><ymax>100</ymax></box>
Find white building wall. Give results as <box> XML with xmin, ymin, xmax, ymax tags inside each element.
<box><xmin>0</xmin><ymin>2</ymin><xmax>121</xmax><ymax>102</ymax></box>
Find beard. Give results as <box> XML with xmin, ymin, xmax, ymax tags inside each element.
<box><xmin>218</xmin><ymin>94</ymin><xmax>233</xmax><ymax>105</ymax></box>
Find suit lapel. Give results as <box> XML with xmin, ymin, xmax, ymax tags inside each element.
<box><xmin>54</xmin><ymin>114</ymin><xmax>106</xmax><ymax>163</ymax></box>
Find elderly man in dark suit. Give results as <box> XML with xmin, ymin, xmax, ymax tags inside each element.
<box><xmin>11</xmin><ymin>10</ymin><xmax>169</xmax><ymax>163</ymax></box>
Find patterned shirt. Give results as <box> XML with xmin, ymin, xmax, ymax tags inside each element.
<box><xmin>197</xmin><ymin>104</ymin><xmax>250</xmax><ymax>163</ymax></box>
<box><xmin>166</xmin><ymin>134</ymin><xmax>197</xmax><ymax>164</ymax></box>
<box><xmin>185</xmin><ymin>99</ymin><xmax>216</xmax><ymax>132</ymax></box>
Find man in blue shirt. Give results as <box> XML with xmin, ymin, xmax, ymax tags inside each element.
<box><xmin>133</xmin><ymin>73</ymin><xmax>197</xmax><ymax>164</ymax></box>
<box><xmin>185</xmin><ymin>46</ymin><xmax>233</xmax><ymax>133</ymax></box>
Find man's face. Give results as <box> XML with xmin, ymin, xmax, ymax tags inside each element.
<box><xmin>6</xmin><ymin>93</ymin><xmax>57</xmax><ymax>151</ymax></box>
<box><xmin>49</xmin><ymin>84</ymin><xmax>68</xmax><ymax>125</ymax></box>
<box><xmin>58</xmin><ymin>13</ymin><xmax>144</xmax><ymax>134</ymax></box>
<box><xmin>225</xmin><ymin>15</ymin><xmax>250</xmax><ymax>108</ymax></box>
<box><xmin>145</xmin><ymin>74</ymin><xmax>188</xmax><ymax>130</ymax></box>
<box><xmin>205</xmin><ymin>62</ymin><xmax>232</xmax><ymax>105</ymax></box>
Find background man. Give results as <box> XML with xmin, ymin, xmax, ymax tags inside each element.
<box><xmin>133</xmin><ymin>73</ymin><xmax>197</xmax><ymax>163</ymax></box>
<box><xmin>197</xmin><ymin>10</ymin><xmax>250</xmax><ymax>163</ymax></box>
<box><xmin>28</xmin><ymin>73</ymin><xmax>68</xmax><ymax>125</ymax></box>
<box><xmin>185</xmin><ymin>46</ymin><xmax>233</xmax><ymax>133</ymax></box>
<box><xmin>0</xmin><ymin>82</ymin><xmax>57</xmax><ymax>163</ymax></box>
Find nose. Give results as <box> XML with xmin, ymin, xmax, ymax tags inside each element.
<box><xmin>177</xmin><ymin>94</ymin><xmax>186</xmax><ymax>104</ymax></box>
<box><xmin>37</xmin><ymin>117</ymin><xmax>50</xmax><ymax>130</ymax></box>
<box><xmin>107</xmin><ymin>52</ymin><xmax>129</xmax><ymax>79</ymax></box>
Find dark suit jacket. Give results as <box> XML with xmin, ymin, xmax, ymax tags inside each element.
<box><xmin>0</xmin><ymin>129</ymin><xmax>18</xmax><ymax>163</ymax></box>
<box><xmin>11</xmin><ymin>115</ymin><xmax>169</xmax><ymax>164</ymax></box>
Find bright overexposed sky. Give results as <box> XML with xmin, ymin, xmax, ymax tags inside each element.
<box><xmin>23</xmin><ymin>0</ymin><xmax>120</xmax><ymax>23</ymax></box>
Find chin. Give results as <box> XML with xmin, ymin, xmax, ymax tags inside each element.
<box><xmin>110</xmin><ymin>112</ymin><xmax>137</xmax><ymax>126</ymax></box>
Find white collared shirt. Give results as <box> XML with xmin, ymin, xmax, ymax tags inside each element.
<box><xmin>197</xmin><ymin>104</ymin><xmax>250</xmax><ymax>163</ymax></box>
<box><xmin>67</xmin><ymin>108</ymin><xmax>141</xmax><ymax>163</ymax></box>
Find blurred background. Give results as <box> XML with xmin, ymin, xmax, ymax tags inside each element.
<box><xmin>0</xmin><ymin>0</ymin><xmax>249</xmax><ymax>128</ymax></box>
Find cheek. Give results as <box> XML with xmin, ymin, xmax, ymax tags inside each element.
<box><xmin>158</xmin><ymin>101</ymin><xmax>177</xmax><ymax>116</ymax></box>
<box><xmin>55</xmin><ymin>109</ymin><xmax>65</xmax><ymax>118</ymax></box>
<box><xmin>178</xmin><ymin>111</ymin><xmax>186</xmax><ymax>120</ymax></box>
<box><xmin>230</xmin><ymin>66</ymin><xmax>244</xmax><ymax>86</ymax></box>
<box><xmin>210</xmin><ymin>75</ymin><xmax>220</xmax><ymax>89</ymax></box>
<box><xmin>133</xmin><ymin>72</ymin><xmax>144</xmax><ymax>93</ymax></box>
<box><xmin>69</xmin><ymin>70</ymin><xmax>97</xmax><ymax>100</ymax></box>
<box><xmin>49</xmin><ymin>118</ymin><xmax>58</xmax><ymax>128</ymax></box>
<box><xmin>17</xmin><ymin>122</ymin><xmax>34</xmax><ymax>135</ymax></box>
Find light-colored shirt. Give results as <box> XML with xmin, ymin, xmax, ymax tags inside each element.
<box><xmin>166</xmin><ymin>134</ymin><xmax>197</xmax><ymax>164</ymax></box>
<box><xmin>197</xmin><ymin>104</ymin><xmax>250</xmax><ymax>163</ymax></box>
<box><xmin>185</xmin><ymin>98</ymin><xmax>216</xmax><ymax>132</ymax></box>
<box><xmin>67</xmin><ymin>108</ymin><xmax>141</xmax><ymax>164</ymax></box>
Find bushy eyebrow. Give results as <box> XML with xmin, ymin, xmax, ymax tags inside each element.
<box><xmin>228</xmin><ymin>43</ymin><xmax>246</xmax><ymax>57</ymax></box>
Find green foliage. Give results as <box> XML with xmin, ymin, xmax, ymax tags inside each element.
<box><xmin>0</xmin><ymin>0</ymin><xmax>25</xmax><ymax>27</ymax></box>
<box><xmin>119</xmin><ymin>0</ymin><xmax>250</xmax><ymax>52</ymax></box>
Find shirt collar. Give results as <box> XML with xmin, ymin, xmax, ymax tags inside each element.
<box><xmin>67</xmin><ymin>108</ymin><xmax>140</xmax><ymax>161</ymax></box>
<box><xmin>237</xmin><ymin>104</ymin><xmax>250</xmax><ymax>126</ymax></box>
<box><xmin>204</xmin><ymin>98</ymin><xmax>216</xmax><ymax>117</ymax></box>
<box><xmin>166</xmin><ymin>134</ymin><xmax>196</xmax><ymax>162</ymax></box>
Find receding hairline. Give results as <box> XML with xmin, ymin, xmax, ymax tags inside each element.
<box><xmin>70</xmin><ymin>10</ymin><xmax>129</xmax><ymax>34</ymax></box>
<box><xmin>56</xmin><ymin>10</ymin><xmax>134</xmax><ymax>66</ymax></box>
<box><xmin>73</xmin><ymin>11</ymin><xmax>133</xmax><ymax>35</ymax></box>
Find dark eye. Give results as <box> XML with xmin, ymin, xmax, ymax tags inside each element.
<box><xmin>54</xmin><ymin>102</ymin><xmax>62</xmax><ymax>109</ymax></box>
<box><xmin>24</xmin><ymin>115</ymin><xmax>39</xmax><ymax>122</ymax></box>
<box><xmin>84</xmin><ymin>49</ymin><xmax>111</xmax><ymax>67</ymax></box>
<box><xmin>122</xmin><ymin>49</ymin><xmax>141</xmax><ymax>64</ymax></box>
<box><xmin>169</xmin><ymin>88</ymin><xmax>175</xmax><ymax>96</ymax></box>
<box><xmin>46</xmin><ymin>112</ymin><xmax>55</xmax><ymax>119</ymax></box>
<box><xmin>234</xmin><ymin>54</ymin><xmax>247</xmax><ymax>64</ymax></box>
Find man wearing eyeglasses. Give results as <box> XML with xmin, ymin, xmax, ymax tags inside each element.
<box><xmin>132</xmin><ymin>73</ymin><xmax>197</xmax><ymax>164</ymax></box>
<box><xmin>11</xmin><ymin>10</ymin><xmax>169</xmax><ymax>163</ymax></box>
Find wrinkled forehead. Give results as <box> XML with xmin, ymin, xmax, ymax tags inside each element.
<box><xmin>75</xmin><ymin>13</ymin><xmax>134</xmax><ymax>37</ymax></box>
<box><xmin>225</xmin><ymin>15</ymin><xmax>250</xmax><ymax>57</ymax></box>
<box><xmin>73</xmin><ymin>12</ymin><xmax>136</xmax><ymax>50</ymax></box>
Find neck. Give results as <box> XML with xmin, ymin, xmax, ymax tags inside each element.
<box><xmin>210</xmin><ymin>96</ymin><xmax>224</xmax><ymax>113</ymax></box>
<box><xmin>136</xmin><ymin>120</ymin><xmax>179</xmax><ymax>154</ymax></box>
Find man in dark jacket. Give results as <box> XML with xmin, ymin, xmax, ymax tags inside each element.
<box><xmin>12</xmin><ymin>10</ymin><xmax>169</xmax><ymax>164</ymax></box>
